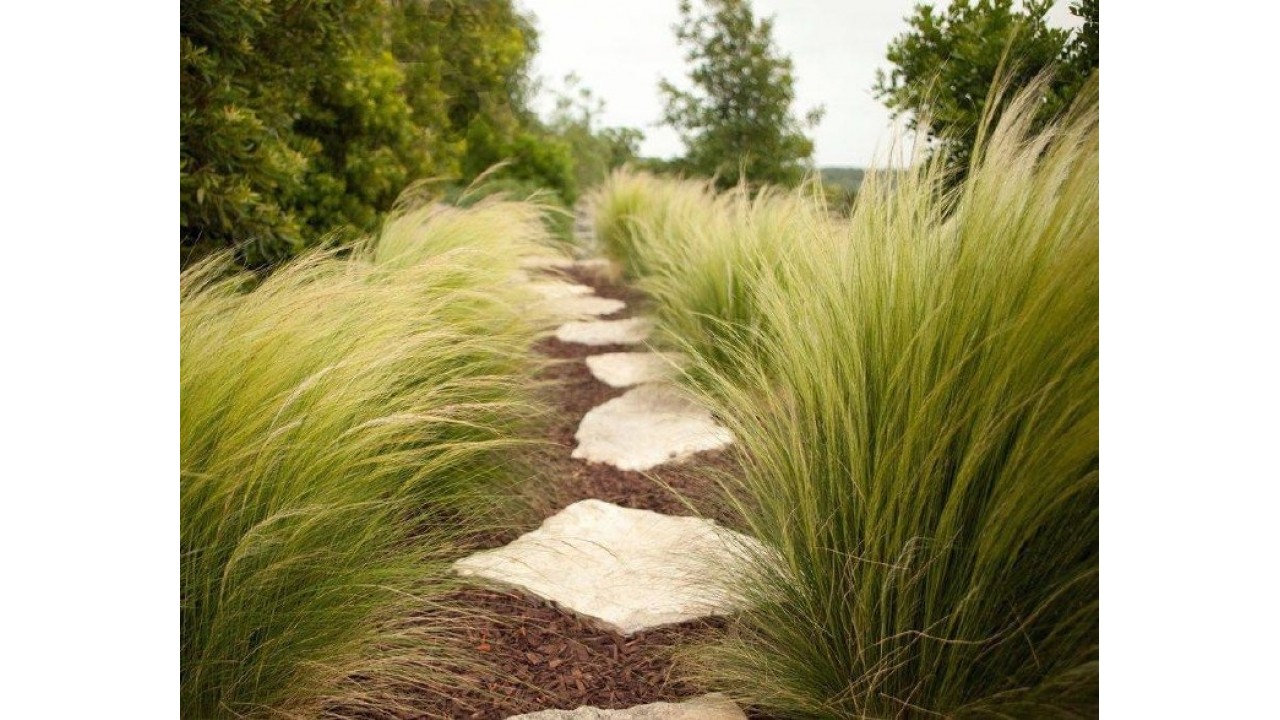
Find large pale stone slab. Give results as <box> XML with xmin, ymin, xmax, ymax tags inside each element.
<box><xmin>585</xmin><ymin>352</ymin><xmax>686</xmax><ymax>388</ymax></box>
<box><xmin>508</xmin><ymin>694</ymin><xmax>745</xmax><ymax>720</ymax></box>
<box><xmin>573</xmin><ymin>384</ymin><xmax>732</xmax><ymax>471</ymax></box>
<box><xmin>556</xmin><ymin>317</ymin><xmax>652</xmax><ymax>346</ymax></box>
<box><xmin>455</xmin><ymin>500</ymin><xmax>760</xmax><ymax>635</ymax></box>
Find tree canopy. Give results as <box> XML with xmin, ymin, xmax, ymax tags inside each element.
<box><xmin>659</xmin><ymin>0</ymin><xmax>823</xmax><ymax>189</ymax></box>
<box><xmin>874</xmin><ymin>0</ymin><xmax>1099</xmax><ymax>172</ymax></box>
<box><xmin>180</xmin><ymin>0</ymin><xmax>576</xmax><ymax>266</ymax></box>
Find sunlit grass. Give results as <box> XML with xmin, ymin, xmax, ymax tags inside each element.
<box><xmin>181</xmin><ymin>194</ymin><xmax>559</xmax><ymax>718</ymax></box>
<box><xmin>595</xmin><ymin>83</ymin><xmax>1098</xmax><ymax>717</ymax></box>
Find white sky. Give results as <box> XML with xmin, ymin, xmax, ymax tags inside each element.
<box><xmin>518</xmin><ymin>0</ymin><xmax>1082</xmax><ymax>168</ymax></box>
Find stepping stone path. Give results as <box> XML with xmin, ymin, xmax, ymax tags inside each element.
<box><xmin>508</xmin><ymin>693</ymin><xmax>745</xmax><ymax>719</ymax></box>
<box><xmin>454</xmin><ymin>499</ymin><xmax>762</xmax><ymax>635</ymax></box>
<box><xmin>457</xmin><ymin>211</ymin><xmax>749</xmax><ymax>717</ymax></box>
<box><xmin>573</xmin><ymin>384</ymin><xmax>733</xmax><ymax>472</ymax></box>
<box><xmin>585</xmin><ymin>352</ymin><xmax>686</xmax><ymax>388</ymax></box>
<box><xmin>556</xmin><ymin>317</ymin><xmax>653</xmax><ymax>346</ymax></box>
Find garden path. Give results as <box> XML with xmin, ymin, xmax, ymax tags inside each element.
<box><xmin>446</xmin><ymin>212</ymin><xmax>751</xmax><ymax>719</ymax></box>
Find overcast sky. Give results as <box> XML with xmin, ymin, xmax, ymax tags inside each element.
<box><xmin>517</xmin><ymin>0</ymin><xmax>1082</xmax><ymax>168</ymax></box>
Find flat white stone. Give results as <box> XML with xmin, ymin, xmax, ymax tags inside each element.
<box><xmin>529</xmin><ymin>281</ymin><xmax>595</xmax><ymax>300</ymax></box>
<box><xmin>545</xmin><ymin>295</ymin><xmax>627</xmax><ymax>319</ymax></box>
<box><xmin>455</xmin><ymin>500</ymin><xmax>761</xmax><ymax>636</ymax></box>
<box><xmin>573</xmin><ymin>384</ymin><xmax>733</xmax><ymax>471</ymax></box>
<box><xmin>556</xmin><ymin>317</ymin><xmax>653</xmax><ymax>346</ymax></box>
<box><xmin>585</xmin><ymin>352</ymin><xmax>686</xmax><ymax>388</ymax></box>
<box><xmin>507</xmin><ymin>694</ymin><xmax>745</xmax><ymax>720</ymax></box>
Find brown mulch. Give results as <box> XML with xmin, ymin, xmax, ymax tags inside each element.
<box><xmin>522</xmin><ymin>335</ymin><xmax>745</xmax><ymax>529</ymax></box>
<box><xmin>423</xmin><ymin>589</ymin><xmax>726</xmax><ymax>719</ymax></box>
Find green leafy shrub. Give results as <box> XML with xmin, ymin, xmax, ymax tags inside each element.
<box><xmin>594</xmin><ymin>82</ymin><xmax>1098</xmax><ymax>717</ymax></box>
<box><xmin>181</xmin><ymin>0</ymin><xmax>547</xmax><ymax>266</ymax></box>
<box><xmin>181</xmin><ymin>196</ymin><xmax>561</xmax><ymax>717</ymax></box>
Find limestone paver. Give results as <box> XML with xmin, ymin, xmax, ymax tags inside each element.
<box><xmin>527</xmin><ymin>281</ymin><xmax>625</xmax><ymax>318</ymax></box>
<box><xmin>530</xmin><ymin>281</ymin><xmax>596</xmax><ymax>299</ymax></box>
<box><xmin>584</xmin><ymin>352</ymin><xmax>686</xmax><ymax>388</ymax></box>
<box><xmin>572</xmin><ymin>384</ymin><xmax>732</xmax><ymax>471</ymax></box>
<box><xmin>556</xmin><ymin>317</ymin><xmax>652</xmax><ymax>346</ymax></box>
<box><xmin>546</xmin><ymin>295</ymin><xmax>626</xmax><ymax>318</ymax></box>
<box><xmin>454</xmin><ymin>500</ymin><xmax>761</xmax><ymax>636</ymax></box>
<box><xmin>507</xmin><ymin>694</ymin><xmax>745</xmax><ymax>719</ymax></box>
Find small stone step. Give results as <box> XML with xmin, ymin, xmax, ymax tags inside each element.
<box><xmin>530</xmin><ymin>281</ymin><xmax>596</xmax><ymax>300</ymax></box>
<box><xmin>507</xmin><ymin>693</ymin><xmax>745</xmax><ymax>719</ymax></box>
<box><xmin>573</xmin><ymin>384</ymin><xmax>732</xmax><ymax>471</ymax></box>
<box><xmin>529</xmin><ymin>281</ymin><xmax>626</xmax><ymax>318</ymax></box>
<box><xmin>584</xmin><ymin>352</ymin><xmax>686</xmax><ymax>388</ymax></box>
<box><xmin>546</xmin><ymin>295</ymin><xmax>627</xmax><ymax>318</ymax></box>
<box><xmin>454</xmin><ymin>500</ymin><xmax>762</xmax><ymax>635</ymax></box>
<box><xmin>556</xmin><ymin>317</ymin><xmax>653</xmax><ymax>346</ymax></box>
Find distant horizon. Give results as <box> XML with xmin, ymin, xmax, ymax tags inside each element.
<box><xmin>520</xmin><ymin>0</ymin><xmax>1083</xmax><ymax>168</ymax></box>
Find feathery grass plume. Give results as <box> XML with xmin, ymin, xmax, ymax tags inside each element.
<box><xmin>590</xmin><ymin>168</ymin><xmax>835</xmax><ymax>376</ymax></box>
<box><xmin>599</xmin><ymin>80</ymin><xmax>1098</xmax><ymax>716</ymax></box>
<box><xmin>373</xmin><ymin>188</ymin><xmax>569</xmax><ymax>272</ymax></box>
<box><xmin>181</xmin><ymin>195</ymin><xmax>559</xmax><ymax>717</ymax></box>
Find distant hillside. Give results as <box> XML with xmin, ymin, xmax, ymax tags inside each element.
<box><xmin>819</xmin><ymin>167</ymin><xmax>866</xmax><ymax>191</ymax></box>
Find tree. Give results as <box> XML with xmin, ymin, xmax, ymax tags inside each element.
<box><xmin>545</xmin><ymin>73</ymin><xmax>644</xmax><ymax>191</ymax></box>
<box><xmin>659</xmin><ymin>0</ymin><xmax>823</xmax><ymax>189</ymax></box>
<box><xmin>873</xmin><ymin>0</ymin><xmax>1099</xmax><ymax>173</ymax></box>
<box><xmin>180</xmin><ymin>0</ymin><xmax>568</xmax><ymax>267</ymax></box>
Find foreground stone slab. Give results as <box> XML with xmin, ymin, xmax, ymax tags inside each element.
<box><xmin>585</xmin><ymin>352</ymin><xmax>686</xmax><ymax>388</ymax></box>
<box><xmin>556</xmin><ymin>317</ymin><xmax>652</xmax><ymax>346</ymax></box>
<box><xmin>455</xmin><ymin>500</ymin><xmax>760</xmax><ymax>635</ymax></box>
<box><xmin>508</xmin><ymin>694</ymin><xmax>745</xmax><ymax>720</ymax></box>
<box><xmin>573</xmin><ymin>384</ymin><xmax>732</xmax><ymax>471</ymax></box>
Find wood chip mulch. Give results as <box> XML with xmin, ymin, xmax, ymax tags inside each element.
<box><xmin>420</xmin><ymin>588</ymin><xmax>726</xmax><ymax>719</ymax></box>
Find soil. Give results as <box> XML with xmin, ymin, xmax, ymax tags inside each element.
<box><xmin>417</xmin><ymin>262</ymin><xmax>751</xmax><ymax>718</ymax></box>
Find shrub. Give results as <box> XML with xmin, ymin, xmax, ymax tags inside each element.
<box><xmin>596</xmin><ymin>82</ymin><xmax>1099</xmax><ymax>717</ymax></box>
<box><xmin>180</xmin><ymin>0</ymin><xmax>545</xmax><ymax>266</ymax></box>
<box><xmin>180</xmin><ymin>197</ymin><xmax>560</xmax><ymax>717</ymax></box>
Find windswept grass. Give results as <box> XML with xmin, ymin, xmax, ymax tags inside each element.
<box><xmin>590</xmin><ymin>170</ymin><xmax>832</xmax><ymax>373</ymax></box>
<box><xmin>181</xmin><ymin>195</ymin><xmax>560</xmax><ymax>718</ymax></box>
<box><xmin>594</xmin><ymin>83</ymin><xmax>1098</xmax><ymax>717</ymax></box>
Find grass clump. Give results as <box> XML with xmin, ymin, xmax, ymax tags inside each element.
<box><xmin>590</xmin><ymin>169</ymin><xmax>831</xmax><ymax>373</ymax></box>
<box><xmin>595</xmin><ymin>83</ymin><xmax>1098</xmax><ymax>717</ymax></box>
<box><xmin>181</xmin><ymin>195</ymin><xmax>559</xmax><ymax>718</ymax></box>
